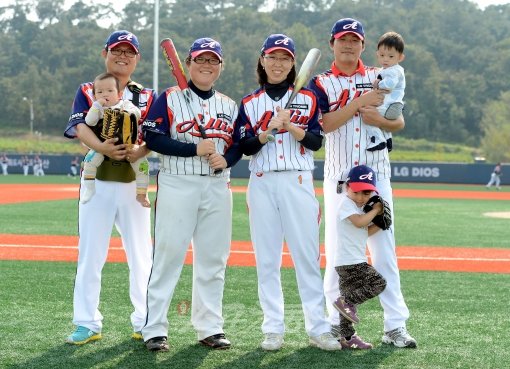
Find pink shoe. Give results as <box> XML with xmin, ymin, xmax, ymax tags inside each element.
<box><xmin>340</xmin><ymin>335</ymin><xmax>373</xmax><ymax>349</ymax></box>
<box><xmin>333</xmin><ymin>296</ymin><xmax>359</xmax><ymax>324</ymax></box>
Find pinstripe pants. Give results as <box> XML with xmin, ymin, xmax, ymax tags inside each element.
<box><xmin>335</xmin><ymin>263</ymin><xmax>387</xmax><ymax>338</ymax></box>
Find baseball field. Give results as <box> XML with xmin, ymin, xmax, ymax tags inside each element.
<box><xmin>1</xmin><ymin>174</ymin><xmax>509</xmax><ymax>368</ymax></box>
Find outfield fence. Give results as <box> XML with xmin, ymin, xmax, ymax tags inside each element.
<box><xmin>1</xmin><ymin>154</ymin><xmax>506</xmax><ymax>185</ymax></box>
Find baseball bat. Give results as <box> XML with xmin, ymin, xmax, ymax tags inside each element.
<box><xmin>160</xmin><ymin>38</ymin><xmax>222</xmax><ymax>174</ymax></box>
<box><xmin>266</xmin><ymin>48</ymin><xmax>322</xmax><ymax>142</ymax></box>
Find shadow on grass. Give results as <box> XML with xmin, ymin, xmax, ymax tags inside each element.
<box><xmin>6</xmin><ymin>337</ymin><xmax>401</xmax><ymax>369</ymax></box>
<box><xmin>209</xmin><ymin>344</ymin><xmax>399</xmax><ymax>369</ymax></box>
<box><xmin>6</xmin><ymin>338</ymin><xmax>211</xmax><ymax>369</ymax></box>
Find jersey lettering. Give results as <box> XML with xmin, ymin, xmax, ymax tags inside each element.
<box><xmin>329</xmin><ymin>89</ymin><xmax>365</xmax><ymax>111</ymax></box>
<box><xmin>290</xmin><ymin>110</ymin><xmax>310</xmax><ymax>127</ymax></box>
<box><xmin>254</xmin><ymin>111</ymin><xmax>273</xmax><ymax>132</ymax></box>
<box><xmin>177</xmin><ymin>117</ymin><xmax>233</xmax><ymax>136</ymax></box>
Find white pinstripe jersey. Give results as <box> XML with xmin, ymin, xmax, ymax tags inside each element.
<box><xmin>143</xmin><ymin>86</ymin><xmax>238</xmax><ymax>177</ymax></box>
<box><xmin>234</xmin><ymin>87</ymin><xmax>322</xmax><ymax>173</ymax></box>
<box><xmin>308</xmin><ymin>61</ymin><xmax>391</xmax><ymax>181</ymax></box>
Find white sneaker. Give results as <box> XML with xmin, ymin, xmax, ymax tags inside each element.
<box><xmin>80</xmin><ymin>180</ymin><xmax>96</xmax><ymax>204</ymax></box>
<box><xmin>261</xmin><ymin>333</ymin><xmax>284</xmax><ymax>351</ymax></box>
<box><xmin>309</xmin><ymin>332</ymin><xmax>342</xmax><ymax>351</ymax></box>
<box><xmin>382</xmin><ymin>327</ymin><xmax>417</xmax><ymax>348</ymax></box>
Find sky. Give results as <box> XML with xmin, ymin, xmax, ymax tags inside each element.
<box><xmin>5</xmin><ymin>0</ymin><xmax>510</xmax><ymax>28</ymax></box>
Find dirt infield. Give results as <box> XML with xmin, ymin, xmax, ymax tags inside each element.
<box><xmin>1</xmin><ymin>233</ymin><xmax>509</xmax><ymax>274</ymax></box>
<box><xmin>1</xmin><ymin>184</ymin><xmax>509</xmax><ymax>274</ymax></box>
<box><xmin>2</xmin><ymin>184</ymin><xmax>510</xmax><ymax>204</ymax></box>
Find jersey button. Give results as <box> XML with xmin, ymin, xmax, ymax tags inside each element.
<box><xmin>355</xmin><ymin>128</ymin><xmax>360</xmax><ymax>132</ymax></box>
<box><xmin>278</xmin><ymin>140</ymin><xmax>283</xmax><ymax>144</ymax></box>
<box><xmin>279</xmin><ymin>155</ymin><xmax>284</xmax><ymax>159</ymax></box>
<box><xmin>354</xmin><ymin>161</ymin><xmax>359</xmax><ymax>165</ymax></box>
<box><xmin>355</xmin><ymin>144</ymin><xmax>359</xmax><ymax>148</ymax></box>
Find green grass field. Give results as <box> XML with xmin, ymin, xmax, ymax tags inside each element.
<box><xmin>1</xmin><ymin>175</ymin><xmax>509</xmax><ymax>368</ymax></box>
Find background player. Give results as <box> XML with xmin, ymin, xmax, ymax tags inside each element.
<box><xmin>367</xmin><ymin>31</ymin><xmax>406</xmax><ymax>152</ymax></box>
<box><xmin>233</xmin><ymin>34</ymin><xmax>340</xmax><ymax>351</ymax></box>
<box><xmin>486</xmin><ymin>162</ymin><xmax>502</xmax><ymax>190</ymax></box>
<box><xmin>22</xmin><ymin>155</ymin><xmax>29</xmax><ymax>176</ymax></box>
<box><xmin>33</xmin><ymin>155</ymin><xmax>44</xmax><ymax>176</ymax></box>
<box><xmin>1</xmin><ymin>154</ymin><xmax>8</xmax><ymax>175</ymax></box>
<box><xmin>308</xmin><ymin>18</ymin><xmax>417</xmax><ymax>348</ymax></box>
<box><xmin>68</xmin><ymin>156</ymin><xmax>79</xmax><ymax>178</ymax></box>
<box><xmin>141</xmin><ymin>37</ymin><xmax>241</xmax><ymax>352</ymax></box>
<box><xmin>64</xmin><ymin>30</ymin><xmax>156</xmax><ymax>345</ymax></box>
<box><xmin>82</xmin><ymin>72</ymin><xmax>150</xmax><ymax>207</ymax></box>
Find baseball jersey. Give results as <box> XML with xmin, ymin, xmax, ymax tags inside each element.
<box><xmin>308</xmin><ymin>60</ymin><xmax>391</xmax><ymax>181</ymax></box>
<box><xmin>335</xmin><ymin>193</ymin><xmax>369</xmax><ymax>266</ymax></box>
<box><xmin>378</xmin><ymin>64</ymin><xmax>405</xmax><ymax>115</ymax></box>
<box><xmin>65</xmin><ymin>81</ymin><xmax>156</xmax><ymax>182</ymax></box>
<box><xmin>233</xmin><ymin>86</ymin><xmax>321</xmax><ymax>173</ymax></box>
<box><xmin>85</xmin><ymin>100</ymin><xmax>141</xmax><ymax>127</ymax></box>
<box><xmin>65</xmin><ymin>82</ymin><xmax>155</xmax><ymax>140</ymax></box>
<box><xmin>142</xmin><ymin>86</ymin><xmax>238</xmax><ymax>177</ymax></box>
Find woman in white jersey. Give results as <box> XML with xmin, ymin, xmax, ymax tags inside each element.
<box><xmin>141</xmin><ymin>37</ymin><xmax>241</xmax><ymax>352</ymax></box>
<box><xmin>233</xmin><ymin>34</ymin><xmax>340</xmax><ymax>352</ymax></box>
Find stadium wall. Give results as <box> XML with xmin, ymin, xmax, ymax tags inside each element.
<box><xmin>2</xmin><ymin>154</ymin><xmax>506</xmax><ymax>185</ymax></box>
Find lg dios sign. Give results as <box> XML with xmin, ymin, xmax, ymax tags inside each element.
<box><xmin>393</xmin><ymin>166</ymin><xmax>440</xmax><ymax>178</ymax></box>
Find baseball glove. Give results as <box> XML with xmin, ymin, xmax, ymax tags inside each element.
<box><xmin>363</xmin><ymin>195</ymin><xmax>392</xmax><ymax>230</ymax></box>
<box><xmin>96</xmin><ymin>108</ymin><xmax>137</xmax><ymax>145</ymax></box>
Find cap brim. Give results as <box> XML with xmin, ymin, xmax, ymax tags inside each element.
<box><xmin>333</xmin><ymin>31</ymin><xmax>364</xmax><ymax>41</ymax></box>
<box><xmin>108</xmin><ymin>41</ymin><xmax>139</xmax><ymax>53</ymax></box>
<box><xmin>264</xmin><ymin>47</ymin><xmax>295</xmax><ymax>58</ymax></box>
<box><xmin>190</xmin><ymin>50</ymin><xmax>222</xmax><ymax>60</ymax></box>
<box><xmin>349</xmin><ymin>182</ymin><xmax>378</xmax><ymax>193</ymax></box>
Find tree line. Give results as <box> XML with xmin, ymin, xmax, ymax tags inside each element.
<box><xmin>1</xmin><ymin>0</ymin><xmax>509</xmax><ymax>161</ymax></box>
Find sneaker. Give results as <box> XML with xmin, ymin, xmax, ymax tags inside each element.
<box><xmin>309</xmin><ymin>332</ymin><xmax>342</xmax><ymax>351</ymax></box>
<box><xmin>333</xmin><ymin>297</ymin><xmax>359</xmax><ymax>324</ymax></box>
<box><xmin>145</xmin><ymin>336</ymin><xmax>170</xmax><ymax>352</ymax></box>
<box><xmin>132</xmin><ymin>331</ymin><xmax>143</xmax><ymax>340</ymax></box>
<box><xmin>66</xmin><ymin>326</ymin><xmax>102</xmax><ymax>345</ymax></box>
<box><xmin>340</xmin><ymin>335</ymin><xmax>373</xmax><ymax>349</ymax></box>
<box><xmin>261</xmin><ymin>333</ymin><xmax>284</xmax><ymax>351</ymax></box>
<box><xmin>199</xmin><ymin>333</ymin><xmax>231</xmax><ymax>349</ymax></box>
<box><xmin>382</xmin><ymin>327</ymin><xmax>417</xmax><ymax>348</ymax></box>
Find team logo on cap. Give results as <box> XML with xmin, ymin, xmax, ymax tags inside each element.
<box><xmin>117</xmin><ymin>33</ymin><xmax>135</xmax><ymax>42</ymax></box>
<box><xmin>359</xmin><ymin>172</ymin><xmax>374</xmax><ymax>181</ymax></box>
<box><xmin>342</xmin><ymin>21</ymin><xmax>360</xmax><ymax>31</ymax></box>
<box><xmin>275</xmin><ymin>37</ymin><xmax>291</xmax><ymax>46</ymax></box>
<box><xmin>200</xmin><ymin>41</ymin><xmax>218</xmax><ymax>49</ymax></box>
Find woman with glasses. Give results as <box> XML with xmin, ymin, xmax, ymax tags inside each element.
<box><xmin>141</xmin><ymin>37</ymin><xmax>241</xmax><ymax>352</ymax></box>
<box><xmin>232</xmin><ymin>34</ymin><xmax>340</xmax><ymax>351</ymax></box>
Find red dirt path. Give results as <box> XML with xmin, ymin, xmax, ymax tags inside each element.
<box><xmin>3</xmin><ymin>184</ymin><xmax>510</xmax><ymax>204</ymax></box>
<box><xmin>1</xmin><ymin>184</ymin><xmax>509</xmax><ymax>274</ymax></box>
<box><xmin>1</xmin><ymin>234</ymin><xmax>509</xmax><ymax>274</ymax></box>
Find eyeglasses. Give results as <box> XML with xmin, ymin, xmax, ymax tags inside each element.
<box><xmin>192</xmin><ymin>56</ymin><xmax>222</xmax><ymax>65</ymax></box>
<box><xmin>109</xmin><ymin>48</ymin><xmax>138</xmax><ymax>58</ymax></box>
<box><xmin>263</xmin><ymin>55</ymin><xmax>294</xmax><ymax>64</ymax></box>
